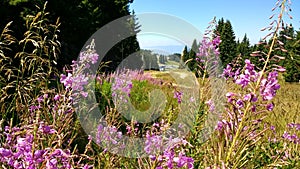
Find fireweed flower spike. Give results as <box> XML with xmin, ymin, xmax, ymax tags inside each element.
<box><xmin>197</xmin><ymin>36</ymin><xmax>221</xmax><ymax>60</ymax></box>
<box><xmin>111</xmin><ymin>69</ymin><xmax>133</xmax><ymax>104</ymax></box>
<box><xmin>224</xmin><ymin>0</ymin><xmax>290</xmax><ymax>165</ymax></box>
<box><xmin>222</xmin><ymin>59</ymin><xmax>281</xmax><ymax>164</ymax></box>
<box><xmin>60</xmin><ymin>39</ymin><xmax>99</xmax><ymax>99</ymax></box>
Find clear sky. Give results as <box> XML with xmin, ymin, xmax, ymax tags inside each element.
<box><xmin>129</xmin><ymin>0</ymin><xmax>300</xmax><ymax>54</ymax></box>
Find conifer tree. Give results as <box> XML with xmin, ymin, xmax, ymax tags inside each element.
<box><xmin>237</xmin><ymin>34</ymin><xmax>251</xmax><ymax>60</ymax></box>
<box><xmin>0</xmin><ymin>0</ymin><xmax>141</xmax><ymax>71</ymax></box>
<box><xmin>187</xmin><ymin>39</ymin><xmax>198</xmax><ymax>71</ymax></box>
<box><xmin>215</xmin><ymin>18</ymin><xmax>225</xmax><ymax>36</ymax></box>
<box><xmin>216</xmin><ymin>19</ymin><xmax>237</xmax><ymax>67</ymax></box>
<box><xmin>282</xmin><ymin>26</ymin><xmax>300</xmax><ymax>82</ymax></box>
<box><xmin>181</xmin><ymin>46</ymin><xmax>189</xmax><ymax>63</ymax></box>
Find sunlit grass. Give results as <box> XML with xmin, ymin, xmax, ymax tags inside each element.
<box><xmin>267</xmin><ymin>82</ymin><xmax>300</xmax><ymax>131</ymax></box>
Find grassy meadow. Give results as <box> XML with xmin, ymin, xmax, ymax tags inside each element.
<box><xmin>0</xmin><ymin>0</ymin><xmax>300</xmax><ymax>169</ymax></box>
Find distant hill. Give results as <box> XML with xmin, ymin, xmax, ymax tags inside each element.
<box><xmin>141</xmin><ymin>45</ymin><xmax>185</xmax><ymax>55</ymax></box>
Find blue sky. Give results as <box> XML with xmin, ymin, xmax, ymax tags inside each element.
<box><xmin>129</xmin><ymin>0</ymin><xmax>300</xmax><ymax>54</ymax></box>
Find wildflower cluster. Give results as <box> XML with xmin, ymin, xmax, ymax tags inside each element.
<box><xmin>282</xmin><ymin>123</ymin><xmax>300</xmax><ymax>144</ymax></box>
<box><xmin>118</xmin><ymin>70</ymin><xmax>163</xmax><ymax>86</ymax></box>
<box><xmin>95</xmin><ymin>124</ymin><xmax>125</xmax><ymax>152</ymax></box>
<box><xmin>174</xmin><ymin>90</ymin><xmax>183</xmax><ymax>104</ymax></box>
<box><xmin>146</xmin><ymin>134</ymin><xmax>194</xmax><ymax>169</ymax></box>
<box><xmin>94</xmin><ymin>117</ymin><xmax>194</xmax><ymax>169</ymax></box>
<box><xmin>111</xmin><ymin>70</ymin><xmax>133</xmax><ymax>103</ymax></box>
<box><xmin>0</xmin><ymin>123</ymin><xmax>90</xmax><ymax>169</ymax></box>
<box><xmin>145</xmin><ymin>121</ymin><xmax>194</xmax><ymax>169</ymax></box>
<box><xmin>109</xmin><ymin>69</ymin><xmax>165</xmax><ymax>104</ymax></box>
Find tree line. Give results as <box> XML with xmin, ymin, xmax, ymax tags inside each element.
<box><xmin>0</xmin><ymin>0</ymin><xmax>141</xmax><ymax>72</ymax></box>
<box><xmin>181</xmin><ymin>18</ymin><xmax>300</xmax><ymax>82</ymax></box>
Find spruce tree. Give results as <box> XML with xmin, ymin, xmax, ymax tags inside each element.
<box><xmin>283</xmin><ymin>26</ymin><xmax>300</xmax><ymax>82</ymax></box>
<box><xmin>178</xmin><ymin>46</ymin><xmax>188</xmax><ymax>69</ymax></box>
<box><xmin>187</xmin><ymin>39</ymin><xmax>198</xmax><ymax>71</ymax></box>
<box><xmin>237</xmin><ymin>34</ymin><xmax>251</xmax><ymax>60</ymax></box>
<box><xmin>219</xmin><ymin>20</ymin><xmax>237</xmax><ymax>67</ymax></box>
<box><xmin>215</xmin><ymin>18</ymin><xmax>225</xmax><ymax>36</ymax></box>
<box><xmin>0</xmin><ymin>0</ymin><xmax>141</xmax><ymax>71</ymax></box>
<box><xmin>181</xmin><ymin>46</ymin><xmax>189</xmax><ymax>64</ymax></box>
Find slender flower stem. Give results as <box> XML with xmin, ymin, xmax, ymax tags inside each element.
<box><xmin>225</xmin><ymin>0</ymin><xmax>287</xmax><ymax>166</ymax></box>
